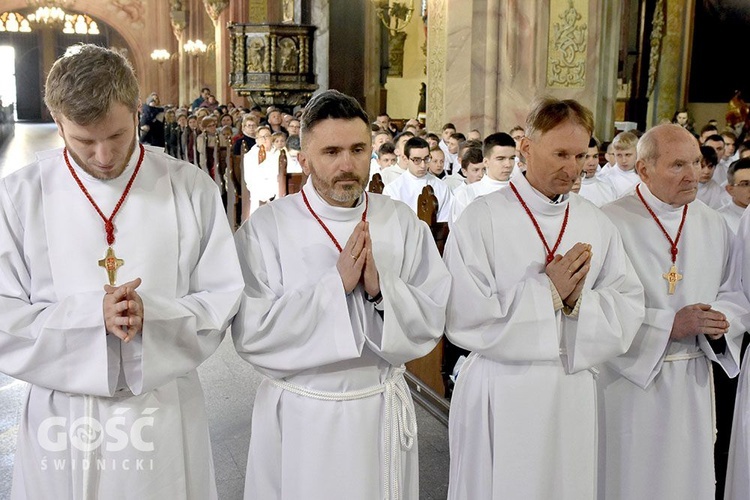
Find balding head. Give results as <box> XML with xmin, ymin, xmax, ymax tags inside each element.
<box><xmin>637</xmin><ymin>124</ymin><xmax>701</xmax><ymax>207</ymax></box>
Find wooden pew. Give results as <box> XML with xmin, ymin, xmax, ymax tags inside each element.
<box><xmin>277</xmin><ymin>149</ymin><xmax>306</xmax><ymax>196</ymax></box>
<box><xmin>404</xmin><ymin>184</ymin><xmax>452</xmax><ymax>423</ymax></box>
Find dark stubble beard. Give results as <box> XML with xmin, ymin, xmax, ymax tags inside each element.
<box><xmin>312</xmin><ymin>171</ymin><xmax>367</xmax><ymax>206</ymax></box>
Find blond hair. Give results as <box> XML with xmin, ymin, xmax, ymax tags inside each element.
<box><xmin>44</xmin><ymin>44</ymin><xmax>139</xmax><ymax>125</ymax></box>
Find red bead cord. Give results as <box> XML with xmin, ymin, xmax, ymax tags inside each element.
<box><xmin>635</xmin><ymin>184</ymin><xmax>688</xmax><ymax>264</ymax></box>
<box><xmin>509</xmin><ymin>182</ymin><xmax>570</xmax><ymax>265</ymax></box>
<box><xmin>63</xmin><ymin>144</ymin><xmax>145</xmax><ymax>246</ymax></box>
<box><xmin>300</xmin><ymin>189</ymin><xmax>368</xmax><ymax>253</ymax></box>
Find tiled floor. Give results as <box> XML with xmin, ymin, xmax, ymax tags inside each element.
<box><xmin>0</xmin><ymin>122</ymin><xmax>450</xmax><ymax>499</ymax></box>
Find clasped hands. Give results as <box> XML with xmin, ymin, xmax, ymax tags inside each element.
<box><xmin>337</xmin><ymin>221</ymin><xmax>380</xmax><ymax>298</ymax></box>
<box><xmin>670</xmin><ymin>303</ymin><xmax>729</xmax><ymax>341</ymax></box>
<box><xmin>546</xmin><ymin>242</ymin><xmax>592</xmax><ymax>309</ymax></box>
<box><xmin>103</xmin><ymin>278</ymin><xmax>144</xmax><ymax>343</ymax></box>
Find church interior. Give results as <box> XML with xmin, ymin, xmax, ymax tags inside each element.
<box><xmin>1</xmin><ymin>0</ymin><xmax>750</xmax><ymax>498</ymax></box>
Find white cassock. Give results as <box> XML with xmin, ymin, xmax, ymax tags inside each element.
<box><xmin>0</xmin><ymin>146</ymin><xmax>244</xmax><ymax>500</ymax></box>
<box><xmin>600</xmin><ymin>183</ymin><xmax>749</xmax><ymax>500</ymax></box>
<box><xmin>443</xmin><ymin>172</ymin><xmax>644</xmax><ymax>500</ymax></box>
<box><xmin>369</xmin><ymin>157</ymin><xmax>381</xmax><ymax>181</ymax></box>
<box><xmin>726</xmin><ymin>209</ymin><xmax>750</xmax><ymax>500</ymax></box>
<box><xmin>244</xmin><ymin>145</ymin><xmax>280</xmax><ymax>214</ymax></box>
<box><xmin>450</xmin><ymin>175</ymin><xmax>509</xmax><ymax>223</ymax></box>
<box><xmin>442</xmin><ymin>173</ymin><xmax>466</xmax><ymax>192</ymax></box>
<box><xmin>578</xmin><ymin>175</ymin><xmax>616</xmax><ymax>207</ymax></box>
<box><xmin>718</xmin><ymin>202</ymin><xmax>746</xmax><ymax>234</ymax></box>
<box><xmin>232</xmin><ymin>181</ymin><xmax>451</xmax><ymax>500</ymax></box>
<box><xmin>697</xmin><ymin>179</ymin><xmax>731</xmax><ymax>210</ymax></box>
<box><xmin>715</xmin><ymin>158</ymin><xmax>732</xmax><ymax>186</ymax></box>
<box><xmin>379</xmin><ymin>164</ymin><xmax>406</xmax><ymax>185</ymax></box>
<box><xmin>383</xmin><ymin>171</ymin><xmax>454</xmax><ymax>223</ymax></box>
<box><xmin>600</xmin><ymin>166</ymin><xmax>640</xmax><ymax>198</ymax></box>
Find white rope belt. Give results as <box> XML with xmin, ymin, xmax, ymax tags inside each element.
<box><xmin>268</xmin><ymin>366</ymin><xmax>417</xmax><ymax>500</ymax></box>
<box><xmin>663</xmin><ymin>350</ymin><xmax>717</xmax><ymax>443</ymax></box>
<box><xmin>664</xmin><ymin>351</ymin><xmax>705</xmax><ymax>362</ymax></box>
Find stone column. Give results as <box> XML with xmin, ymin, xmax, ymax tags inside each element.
<box><xmin>432</xmin><ymin>0</ymin><xmax>621</xmax><ymax>140</ymax></box>
<box><xmin>311</xmin><ymin>0</ymin><xmax>330</xmax><ymax>93</ymax></box>
<box><xmin>646</xmin><ymin>0</ymin><xmax>694</xmax><ymax>127</ymax></box>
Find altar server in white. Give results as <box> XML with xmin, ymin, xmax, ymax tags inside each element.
<box><xmin>578</xmin><ymin>137</ymin><xmax>616</xmax><ymax>207</ymax></box>
<box><xmin>383</xmin><ymin>136</ymin><xmax>454</xmax><ymax>222</ymax></box>
<box><xmin>232</xmin><ymin>90</ymin><xmax>451</xmax><ymax>500</ymax></box>
<box><xmin>444</xmin><ymin>97</ymin><xmax>644</xmax><ymax>500</ymax></box>
<box><xmin>0</xmin><ymin>45</ymin><xmax>243</xmax><ymax>500</ymax></box>
<box><xmin>599</xmin><ymin>123</ymin><xmax>750</xmax><ymax>500</ymax></box>
<box><xmin>451</xmin><ymin>132</ymin><xmax>516</xmax><ymax>223</ymax></box>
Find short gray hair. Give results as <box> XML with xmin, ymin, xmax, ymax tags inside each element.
<box><xmin>45</xmin><ymin>44</ymin><xmax>140</xmax><ymax>125</ymax></box>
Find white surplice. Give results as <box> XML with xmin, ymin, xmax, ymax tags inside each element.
<box><xmin>600</xmin><ymin>184</ymin><xmax>749</xmax><ymax>500</ymax></box>
<box><xmin>243</xmin><ymin>145</ymin><xmax>280</xmax><ymax>214</ymax></box>
<box><xmin>379</xmin><ymin>164</ymin><xmax>406</xmax><ymax>185</ymax></box>
<box><xmin>725</xmin><ymin>209</ymin><xmax>750</xmax><ymax>500</ymax></box>
<box><xmin>443</xmin><ymin>173</ymin><xmax>644</xmax><ymax>500</ymax></box>
<box><xmin>600</xmin><ymin>166</ymin><xmax>640</xmax><ymax>199</ymax></box>
<box><xmin>578</xmin><ymin>175</ymin><xmax>616</xmax><ymax>207</ymax></box>
<box><xmin>450</xmin><ymin>175</ymin><xmax>509</xmax><ymax>223</ymax></box>
<box><xmin>232</xmin><ymin>181</ymin><xmax>451</xmax><ymax>500</ymax></box>
<box><xmin>383</xmin><ymin>171</ymin><xmax>454</xmax><ymax>223</ymax></box>
<box><xmin>697</xmin><ymin>179</ymin><xmax>731</xmax><ymax>210</ymax></box>
<box><xmin>718</xmin><ymin>202</ymin><xmax>746</xmax><ymax>234</ymax></box>
<box><xmin>442</xmin><ymin>173</ymin><xmax>465</xmax><ymax>192</ymax></box>
<box><xmin>0</xmin><ymin>146</ymin><xmax>244</xmax><ymax>500</ymax></box>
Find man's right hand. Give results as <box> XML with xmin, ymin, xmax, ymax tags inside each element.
<box><xmin>103</xmin><ymin>278</ymin><xmax>143</xmax><ymax>343</ymax></box>
<box><xmin>670</xmin><ymin>303</ymin><xmax>729</xmax><ymax>340</ymax></box>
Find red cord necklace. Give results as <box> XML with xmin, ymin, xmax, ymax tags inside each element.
<box><xmin>509</xmin><ymin>182</ymin><xmax>569</xmax><ymax>265</ymax></box>
<box><xmin>64</xmin><ymin>144</ymin><xmax>145</xmax><ymax>285</ymax></box>
<box><xmin>300</xmin><ymin>188</ymin><xmax>368</xmax><ymax>252</ymax></box>
<box><xmin>635</xmin><ymin>184</ymin><xmax>687</xmax><ymax>294</ymax></box>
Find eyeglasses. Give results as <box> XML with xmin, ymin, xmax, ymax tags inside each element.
<box><xmin>732</xmin><ymin>181</ymin><xmax>750</xmax><ymax>188</ymax></box>
<box><xmin>409</xmin><ymin>156</ymin><xmax>432</xmax><ymax>165</ymax></box>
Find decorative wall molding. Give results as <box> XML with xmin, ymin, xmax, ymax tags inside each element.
<box><xmin>203</xmin><ymin>0</ymin><xmax>229</xmax><ymax>23</ymax></box>
<box><xmin>426</xmin><ymin>0</ymin><xmax>446</xmax><ymax>130</ymax></box>
<box><xmin>546</xmin><ymin>0</ymin><xmax>588</xmax><ymax>88</ymax></box>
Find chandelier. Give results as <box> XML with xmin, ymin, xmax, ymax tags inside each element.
<box><xmin>27</xmin><ymin>0</ymin><xmax>72</xmax><ymax>26</ymax></box>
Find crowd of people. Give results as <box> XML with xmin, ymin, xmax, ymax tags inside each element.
<box><xmin>4</xmin><ymin>44</ymin><xmax>750</xmax><ymax>500</ymax></box>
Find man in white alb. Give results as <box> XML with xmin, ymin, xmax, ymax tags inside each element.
<box><xmin>451</xmin><ymin>132</ymin><xmax>516</xmax><ymax>223</ymax></box>
<box><xmin>599</xmin><ymin>123</ymin><xmax>750</xmax><ymax>500</ymax></box>
<box><xmin>232</xmin><ymin>90</ymin><xmax>451</xmax><ymax>499</ymax></box>
<box><xmin>718</xmin><ymin>158</ymin><xmax>750</xmax><ymax>233</ymax></box>
<box><xmin>444</xmin><ymin>97</ymin><xmax>644</xmax><ymax>500</ymax></box>
<box><xmin>578</xmin><ymin>137</ymin><xmax>616</xmax><ymax>207</ymax></box>
<box><xmin>383</xmin><ymin>136</ymin><xmax>454</xmax><ymax>222</ymax></box>
<box><xmin>0</xmin><ymin>45</ymin><xmax>243</xmax><ymax>499</ymax></box>
<box><xmin>243</xmin><ymin>125</ymin><xmax>276</xmax><ymax>213</ymax></box>
<box><xmin>379</xmin><ymin>131</ymin><xmax>414</xmax><ymax>185</ymax></box>
<box><xmin>601</xmin><ymin>131</ymin><xmax>640</xmax><ymax>198</ymax></box>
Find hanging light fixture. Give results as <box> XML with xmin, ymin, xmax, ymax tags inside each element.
<box><xmin>26</xmin><ymin>0</ymin><xmax>72</xmax><ymax>26</ymax></box>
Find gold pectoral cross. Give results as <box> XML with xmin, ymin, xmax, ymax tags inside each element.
<box><xmin>98</xmin><ymin>247</ymin><xmax>124</xmax><ymax>286</ymax></box>
<box><xmin>662</xmin><ymin>264</ymin><xmax>682</xmax><ymax>295</ymax></box>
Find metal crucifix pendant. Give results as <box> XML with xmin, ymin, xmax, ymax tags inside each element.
<box><xmin>98</xmin><ymin>246</ymin><xmax>124</xmax><ymax>286</ymax></box>
<box><xmin>662</xmin><ymin>264</ymin><xmax>683</xmax><ymax>295</ymax></box>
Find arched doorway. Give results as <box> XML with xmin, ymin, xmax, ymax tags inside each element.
<box><xmin>0</xmin><ymin>9</ymin><xmax>121</xmax><ymax>121</ymax></box>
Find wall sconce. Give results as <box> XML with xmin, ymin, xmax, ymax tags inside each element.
<box><xmin>373</xmin><ymin>0</ymin><xmax>414</xmax><ymax>35</ymax></box>
<box><xmin>183</xmin><ymin>39</ymin><xmax>213</xmax><ymax>56</ymax></box>
<box><xmin>150</xmin><ymin>49</ymin><xmax>172</xmax><ymax>63</ymax></box>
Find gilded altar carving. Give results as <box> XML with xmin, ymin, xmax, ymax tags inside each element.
<box><xmin>647</xmin><ymin>0</ymin><xmax>666</xmax><ymax>97</ymax></box>
<box><xmin>246</xmin><ymin>37</ymin><xmax>268</xmax><ymax>73</ymax></box>
<box><xmin>278</xmin><ymin>37</ymin><xmax>299</xmax><ymax>73</ymax></box>
<box><xmin>546</xmin><ymin>0</ymin><xmax>588</xmax><ymax>88</ymax></box>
